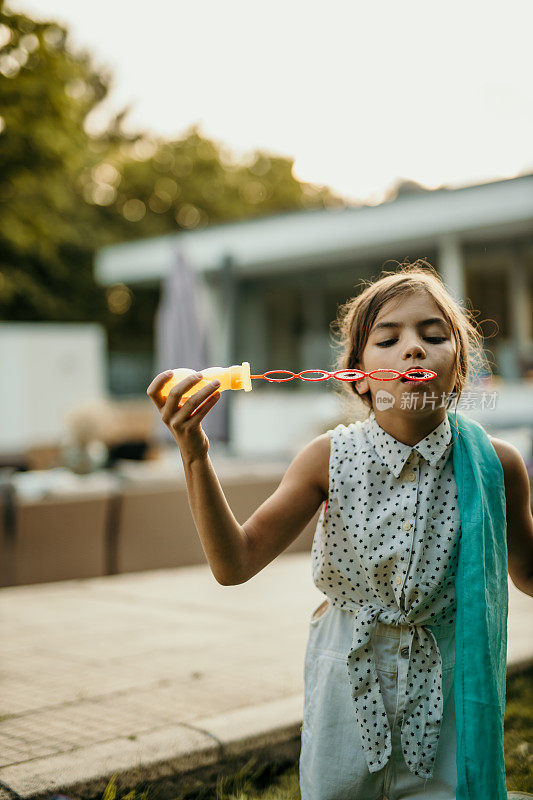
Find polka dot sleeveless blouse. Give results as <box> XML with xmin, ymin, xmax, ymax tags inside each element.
<box><xmin>311</xmin><ymin>409</ymin><xmax>460</xmax><ymax>780</ymax></box>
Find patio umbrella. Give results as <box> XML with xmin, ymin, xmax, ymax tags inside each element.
<box><xmin>153</xmin><ymin>246</ymin><xmax>227</xmax><ymax>443</ymax></box>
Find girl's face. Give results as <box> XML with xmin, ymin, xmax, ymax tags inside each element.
<box><xmin>355</xmin><ymin>291</ymin><xmax>457</xmax><ymax>412</ymax></box>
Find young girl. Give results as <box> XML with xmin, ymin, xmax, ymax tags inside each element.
<box><xmin>147</xmin><ymin>260</ymin><xmax>533</xmax><ymax>800</ymax></box>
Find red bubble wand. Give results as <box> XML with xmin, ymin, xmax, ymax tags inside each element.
<box><xmin>250</xmin><ymin>368</ymin><xmax>437</xmax><ymax>383</ymax></box>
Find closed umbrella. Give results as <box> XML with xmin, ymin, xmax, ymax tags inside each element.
<box><xmin>153</xmin><ymin>247</ymin><xmax>227</xmax><ymax>443</ymax></box>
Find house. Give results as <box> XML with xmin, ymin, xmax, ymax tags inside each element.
<box><xmin>94</xmin><ymin>173</ymin><xmax>533</xmax><ymax>456</ymax></box>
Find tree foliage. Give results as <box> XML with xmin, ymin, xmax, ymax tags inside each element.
<box><xmin>0</xmin><ymin>2</ymin><xmax>345</xmax><ymax>348</ymax></box>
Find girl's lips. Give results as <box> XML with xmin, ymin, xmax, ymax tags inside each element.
<box><xmin>400</xmin><ymin>376</ymin><xmax>434</xmax><ymax>386</ymax></box>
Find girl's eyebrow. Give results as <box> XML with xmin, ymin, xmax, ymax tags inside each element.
<box><xmin>371</xmin><ymin>317</ymin><xmax>451</xmax><ymax>334</ymax></box>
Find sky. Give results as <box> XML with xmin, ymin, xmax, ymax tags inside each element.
<box><xmin>10</xmin><ymin>0</ymin><xmax>533</xmax><ymax>204</ymax></box>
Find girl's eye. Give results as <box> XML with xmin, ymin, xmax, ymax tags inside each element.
<box><xmin>376</xmin><ymin>337</ymin><xmax>446</xmax><ymax>347</ymax></box>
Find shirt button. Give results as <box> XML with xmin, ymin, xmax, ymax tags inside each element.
<box><xmin>395</xmin><ymin>575</ymin><xmax>402</xmax><ymax>585</ymax></box>
<box><xmin>400</xmin><ymin>646</ymin><xmax>410</xmax><ymax>658</ymax></box>
<box><xmin>402</xmin><ymin>521</ymin><xmax>412</xmax><ymax>531</ymax></box>
<box><xmin>407</xmin><ymin>471</ymin><xmax>416</xmax><ymax>481</ymax></box>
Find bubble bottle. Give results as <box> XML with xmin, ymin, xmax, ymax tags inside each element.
<box><xmin>158</xmin><ymin>361</ymin><xmax>252</xmax><ymax>402</ymax></box>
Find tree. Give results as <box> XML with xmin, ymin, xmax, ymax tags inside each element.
<box><xmin>0</xmin><ymin>2</ymin><xmax>346</xmax><ymax>352</ymax></box>
<box><xmin>0</xmin><ymin>4</ymin><xmax>113</xmax><ymax>321</ymax></box>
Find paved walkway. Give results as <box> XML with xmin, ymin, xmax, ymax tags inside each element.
<box><xmin>1</xmin><ymin>553</ymin><xmax>532</xmax><ymax>800</ymax></box>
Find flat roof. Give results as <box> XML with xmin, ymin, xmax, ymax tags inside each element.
<box><xmin>94</xmin><ymin>172</ymin><xmax>533</xmax><ymax>285</ymax></box>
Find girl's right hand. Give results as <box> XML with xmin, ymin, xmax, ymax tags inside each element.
<box><xmin>146</xmin><ymin>371</ymin><xmax>221</xmax><ymax>464</ymax></box>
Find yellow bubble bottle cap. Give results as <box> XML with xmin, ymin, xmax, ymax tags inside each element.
<box><xmin>229</xmin><ymin>361</ymin><xmax>252</xmax><ymax>392</ymax></box>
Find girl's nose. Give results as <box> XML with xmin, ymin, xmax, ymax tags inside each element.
<box><xmin>402</xmin><ymin>342</ymin><xmax>426</xmax><ymax>361</ymax></box>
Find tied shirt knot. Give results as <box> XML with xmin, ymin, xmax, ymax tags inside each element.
<box><xmin>346</xmin><ymin>603</ymin><xmax>444</xmax><ymax>780</ymax></box>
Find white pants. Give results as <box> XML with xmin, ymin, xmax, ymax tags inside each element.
<box><xmin>299</xmin><ymin>600</ymin><xmax>457</xmax><ymax>800</ymax></box>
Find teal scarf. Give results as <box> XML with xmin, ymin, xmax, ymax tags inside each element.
<box><xmin>449</xmin><ymin>410</ymin><xmax>508</xmax><ymax>799</ymax></box>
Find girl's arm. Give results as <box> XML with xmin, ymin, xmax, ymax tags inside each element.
<box><xmin>491</xmin><ymin>437</ymin><xmax>533</xmax><ymax>597</ymax></box>
<box><xmin>183</xmin><ymin>454</ymin><xmax>257</xmax><ymax>585</ymax></box>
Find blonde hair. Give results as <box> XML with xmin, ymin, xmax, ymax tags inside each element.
<box><xmin>331</xmin><ymin>259</ymin><xmax>492</xmax><ymax>433</ymax></box>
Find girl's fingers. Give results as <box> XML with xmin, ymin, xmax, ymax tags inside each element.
<box><xmin>148</xmin><ymin>371</ymin><xmax>201</xmax><ymax>410</ymax></box>
<box><xmin>178</xmin><ymin>380</ymin><xmax>220</xmax><ymax>415</ymax></box>
<box><xmin>189</xmin><ymin>390</ymin><xmax>220</xmax><ymax>423</ymax></box>
<box><xmin>168</xmin><ymin>389</ymin><xmax>220</xmax><ymax>434</ymax></box>
<box><xmin>160</xmin><ymin>378</ymin><xmax>219</xmax><ymax>425</ymax></box>
<box><xmin>146</xmin><ymin>369</ymin><xmax>173</xmax><ymax>408</ymax></box>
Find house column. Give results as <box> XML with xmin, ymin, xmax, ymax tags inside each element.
<box><xmin>240</xmin><ymin>285</ymin><xmax>269</xmax><ymax>373</ymax></box>
<box><xmin>300</xmin><ymin>285</ymin><xmax>331</xmax><ymax>370</ymax></box>
<box><xmin>204</xmin><ymin>254</ymin><xmax>237</xmax><ymax>367</ymax></box>
<box><xmin>509</xmin><ymin>244</ymin><xmax>533</xmax><ymax>376</ymax></box>
<box><xmin>438</xmin><ymin>235</ymin><xmax>466</xmax><ymax>306</ymax></box>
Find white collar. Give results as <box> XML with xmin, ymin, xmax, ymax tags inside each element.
<box><xmin>364</xmin><ymin>410</ymin><xmax>452</xmax><ymax>478</ymax></box>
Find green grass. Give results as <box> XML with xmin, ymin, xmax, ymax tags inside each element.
<box><xmin>100</xmin><ymin>665</ymin><xmax>533</xmax><ymax>800</ymax></box>
<box><xmin>504</xmin><ymin>664</ymin><xmax>533</xmax><ymax>794</ymax></box>
<box><xmin>100</xmin><ymin>758</ymin><xmax>300</xmax><ymax>800</ymax></box>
